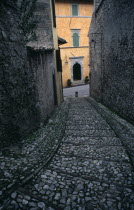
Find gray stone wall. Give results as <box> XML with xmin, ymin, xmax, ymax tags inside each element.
<box><xmin>28</xmin><ymin>0</ymin><xmax>54</xmax><ymax>50</ymax></box>
<box><xmin>89</xmin><ymin>0</ymin><xmax>134</xmax><ymax>122</ymax></box>
<box><xmin>0</xmin><ymin>1</ymin><xmax>40</xmax><ymax>145</ymax></box>
<box><xmin>27</xmin><ymin>0</ymin><xmax>58</xmax><ymax>119</ymax></box>
<box><xmin>94</xmin><ymin>0</ymin><xmax>103</xmax><ymax>11</ymax></box>
<box><xmin>0</xmin><ymin>0</ymin><xmax>57</xmax><ymax>145</ymax></box>
<box><xmin>27</xmin><ymin>49</ymin><xmax>55</xmax><ymax>122</ymax></box>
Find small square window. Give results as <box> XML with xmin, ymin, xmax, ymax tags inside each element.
<box><xmin>72</xmin><ymin>4</ymin><xmax>78</xmax><ymax>16</ymax></box>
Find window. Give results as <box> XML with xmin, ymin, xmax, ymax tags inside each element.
<box><xmin>73</xmin><ymin>33</ymin><xmax>79</xmax><ymax>47</ymax></box>
<box><xmin>72</xmin><ymin>4</ymin><xmax>78</xmax><ymax>16</ymax></box>
<box><xmin>71</xmin><ymin>30</ymin><xmax>80</xmax><ymax>47</ymax></box>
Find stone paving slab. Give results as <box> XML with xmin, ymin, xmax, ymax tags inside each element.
<box><xmin>63</xmin><ymin>136</ymin><xmax>122</xmax><ymax>146</ymax></box>
<box><xmin>66</xmin><ymin>121</ymin><xmax>111</xmax><ymax>129</ymax></box>
<box><xmin>66</xmin><ymin>124</ymin><xmax>112</xmax><ymax>130</ymax></box>
<box><xmin>64</xmin><ymin>129</ymin><xmax>116</xmax><ymax>137</ymax></box>
<box><xmin>67</xmin><ymin>115</ymin><xmax>105</xmax><ymax>122</ymax></box>
<box><xmin>9</xmin><ymin>169</ymin><xmax>134</xmax><ymax>210</ymax></box>
<box><xmin>50</xmin><ymin>155</ymin><xmax>134</xmax><ymax>186</ymax></box>
<box><xmin>86</xmin><ymin>97</ymin><xmax>134</xmax><ymax>166</ymax></box>
<box><xmin>58</xmin><ymin>144</ymin><xmax>129</xmax><ymax>162</ymax></box>
<box><xmin>2</xmin><ymin>97</ymin><xmax>134</xmax><ymax>210</ymax></box>
<box><xmin>63</xmin><ymin>84</ymin><xmax>90</xmax><ymax>98</ymax></box>
<box><xmin>0</xmin><ymin>100</ymin><xmax>69</xmax><ymax>208</ymax></box>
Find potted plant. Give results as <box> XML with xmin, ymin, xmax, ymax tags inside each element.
<box><xmin>67</xmin><ymin>79</ymin><xmax>72</xmax><ymax>87</ymax></box>
<box><xmin>85</xmin><ymin>76</ymin><xmax>89</xmax><ymax>84</ymax></box>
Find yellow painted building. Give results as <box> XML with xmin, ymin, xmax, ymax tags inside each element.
<box><xmin>55</xmin><ymin>0</ymin><xmax>93</xmax><ymax>87</ymax></box>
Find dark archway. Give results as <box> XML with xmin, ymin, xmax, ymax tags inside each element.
<box><xmin>73</xmin><ymin>63</ymin><xmax>81</xmax><ymax>80</ymax></box>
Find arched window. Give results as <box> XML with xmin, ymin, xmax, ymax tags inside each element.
<box><xmin>73</xmin><ymin>33</ymin><xmax>79</xmax><ymax>47</ymax></box>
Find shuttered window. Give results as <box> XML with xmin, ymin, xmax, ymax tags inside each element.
<box><xmin>72</xmin><ymin>4</ymin><xmax>78</xmax><ymax>16</ymax></box>
<box><xmin>73</xmin><ymin>33</ymin><xmax>79</xmax><ymax>47</ymax></box>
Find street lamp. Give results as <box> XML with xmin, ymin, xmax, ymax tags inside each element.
<box><xmin>90</xmin><ymin>39</ymin><xmax>96</xmax><ymax>48</ymax></box>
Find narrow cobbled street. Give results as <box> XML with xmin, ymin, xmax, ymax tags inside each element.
<box><xmin>1</xmin><ymin>98</ymin><xmax>134</xmax><ymax>209</ymax></box>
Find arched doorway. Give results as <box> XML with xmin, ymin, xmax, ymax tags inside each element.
<box><xmin>73</xmin><ymin>63</ymin><xmax>81</xmax><ymax>80</ymax></box>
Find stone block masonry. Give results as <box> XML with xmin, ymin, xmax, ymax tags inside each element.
<box><xmin>0</xmin><ymin>1</ymin><xmax>40</xmax><ymax>144</ymax></box>
<box><xmin>27</xmin><ymin>49</ymin><xmax>55</xmax><ymax>123</ymax></box>
<box><xmin>0</xmin><ymin>0</ymin><xmax>58</xmax><ymax>145</ymax></box>
<box><xmin>89</xmin><ymin>0</ymin><xmax>134</xmax><ymax>122</ymax></box>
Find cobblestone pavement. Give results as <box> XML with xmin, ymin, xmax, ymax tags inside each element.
<box><xmin>1</xmin><ymin>98</ymin><xmax>134</xmax><ymax>209</ymax></box>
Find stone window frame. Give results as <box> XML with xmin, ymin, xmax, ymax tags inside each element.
<box><xmin>71</xmin><ymin>4</ymin><xmax>79</xmax><ymax>17</ymax></box>
<box><xmin>69</xmin><ymin>56</ymin><xmax>84</xmax><ymax>82</ymax></box>
<box><xmin>71</xmin><ymin>29</ymin><xmax>81</xmax><ymax>47</ymax></box>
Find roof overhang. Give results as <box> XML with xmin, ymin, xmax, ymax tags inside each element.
<box><xmin>58</xmin><ymin>37</ymin><xmax>67</xmax><ymax>46</ymax></box>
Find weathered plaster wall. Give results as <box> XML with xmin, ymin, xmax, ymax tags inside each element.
<box><xmin>60</xmin><ymin>48</ymin><xmax>90</xmax><ymax>87</ymax></box>
<box><xmin>0</xmin><ymin>1</ymin><xmax>40</xmax><ymax>144</ymax></box>
<box><xmin>56</xmin><ymin>0</ymin><xmax>93</xmax><ymax>17</ymax></box>
<box><xmin>56</xmin><ymin>17</ymin><xmax>92</xmax><ymax>48</ymax></box>
<box><xmin>89</xmin><ymin>0</ymin><xmax>134</xmax><ymax>122</ymax></box>
<box><xmin>56</xmin><ymin>0</ymin><xmax>93</xmax><ymax>87</ymax></box>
